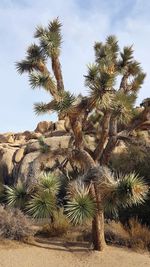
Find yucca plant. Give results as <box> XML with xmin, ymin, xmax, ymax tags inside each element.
<box><xmin>39</xmin><ymin>172</ymin><xmax>61</xmax><ymax>195</ymax></box>
<box><xmin>27</xmin><ymin>191</ymin><xmax>56</xmax><ymax>219</ymax></box>
<box><xmin>4</xmin><ymin>182</ymin><xmax>29</xmax><ymax>210</ymax></box>
<box><xmin>17</xmin><ymin>18</ymin><xmax>150</xmax><ymax>251</ymax></box>
<box><xmin>26</xmin><ymin>172</ymin><xmax>60</xmax><ymax>221</ymax></box>
<box><xmin>65</xmin><ymin>169</ymin><xmax>148</xmax><ymax>250</ymax></box>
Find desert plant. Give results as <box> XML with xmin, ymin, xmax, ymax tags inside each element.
<box><xmin>0</xmin><ymin>205</ymin><xmax>33</xmax><ymax>241</ymax></box>
<box><xmin>38</xmin><ymin>136</ymin><xmax>50</xmax><ymax>153</ymax></box>
<box><xmin>65</xmin><ymin>169</ymin><xmax>148</xmax><ymax>250</ymax></box>
<box><xmin>4</xmin><ymin>182</ymin><xmax>29</xmax><ymax>210</ymax></box>
<box><xmin>26</xmin><ymin>172</ymin><xmax>60</xmax><ymax>220</ymax></box>
<box><xmin>38</xmin><ymin>208</ymin><xmax>70</xmax><ymax>237</ymax></box>
<box><xmin>105</xmin><ymin>218</ymin><xmax>150</xmax><ymax>251</ymax></box>
<box><xmin>17</xmin><ymin>18</ymin><xmax>150</xmax><ymax>251</ymax></box>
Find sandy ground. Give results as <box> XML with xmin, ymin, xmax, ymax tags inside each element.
<box><xmin>0</xmin><ymin>239</ymin><xmax>150</xmax><ymax>267</ymax></box>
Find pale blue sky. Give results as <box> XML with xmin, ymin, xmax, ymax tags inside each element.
<box><xmin>0</xmin><ymin>0</ymin><xmax>150</xmax><ymax>132</ymax></box>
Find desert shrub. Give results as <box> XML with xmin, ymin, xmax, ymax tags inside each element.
<box><xmin>127</xmin><ymin>218</ymin><xmax>150</xmax><ymax>250</ymax></box>
<box><xmin>110</xmin><ymin>145</ymin><xmax>150</xmax><ymax>225</ymax></box>
<box><xmin>110</xmin><ymin>144</ymin><xmax>150</xmax><ymax>181</ymax></box>
<box><xmin>105</xmin><ymin>219</ymin><xmax>150</xmax><ymax>251</ymax></box>
<box><xmin>37</xmin><ymin>208</ymin><xmax>70</xmax><ymax>237</ymax></box>
<box><xmin>105</xmin><ymin>220</ymin><xmax>130</xmax><ymax>247</ymax></box>
<box><xmin>0</xmin><ymin>205</ymin><xmax>33</xmax><ymax>241</ymax></box>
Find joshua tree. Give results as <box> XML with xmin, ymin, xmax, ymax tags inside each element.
<box><xmin>16</xmin><ymin>18</ymin><xmax>150</xmax><ymax>251</ymax></box>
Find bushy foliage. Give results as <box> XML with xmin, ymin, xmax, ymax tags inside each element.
<box><xmin>0</xmin><ymin>205</ymin><xmax>33</xmax><ymax>241</ymax></box>
<box><xmin>38</xmin><ymin>209</ymin><xmax>70</xmax><ymax>237</ymax></box>
<box><xmin>105</xmin><ymin>219</ymin><xmax>150</xmax><ymax>251</ymax></box>
<box><xmin>110</xmin><ymin>142</ymin><xmax>150</xmax><ymax>225</ymax></box>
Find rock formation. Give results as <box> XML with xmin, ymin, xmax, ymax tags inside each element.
<box><xmin>0</xmin><ymin>120</ymin><xmax>73</xmax><ymax>185</ymax></box>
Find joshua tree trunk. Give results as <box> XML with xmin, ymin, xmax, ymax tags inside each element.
<box><xmin>94</xmin><ymin>111</ymin><xmax>111</xmax><ymax>161</ymax></box>
<box><xmin>75</xmin><ymin>149</ymin><xmax>106</xmax><ymax>251</ymax></box>
<box><xmin>52</xmin><ymin>56</ymin><xmax>64</xmax><ymax>92</ymax></box>
<box><xmin>92</xmin><ymin>210</ymin><xmax>105</xmax><ymax>251</ymax></box>
<box><xmin>91</xmin><ymin>182</ymin><xmax>106</xmax><ymax>251</ymax></box>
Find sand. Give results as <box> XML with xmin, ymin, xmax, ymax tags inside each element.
<box><xmin>0</xmin><ymin>239</ymin><xmax>150</xmax><ymax>267</ymax></box>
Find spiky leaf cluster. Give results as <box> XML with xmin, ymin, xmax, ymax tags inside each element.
<box><xmin>39</xmin><ymin>172</ymin><xmax>61</xmax><ymax>195</ymax></box>
<box><xmin>111</xmin><ymin>91</ymin><xmax>136</xmax><ymax>124</ymax></box>
<box><xmin>16</xmin><ymin>44</ymin><xmax>46</xmax><ymax>74</ymax></box>
<box><xmin>80</xmin><ymin>167</ymin><xmax>148</xmax><ymax>217</ymax></box>
<box><xmin>104</xmin><ymin>172</ymin><xmax>148</xmax><ymax>215</ymax></box>
<box><xmin>34</xmin><ymin>17</ymin><xmax>62</xmax><ymax>57</ymax></box>
<box><xmin>29</xmin><ymin>72</ymin><xmax>50</xmax><ymax>89</ymax></box>
<box><xmin>53</xmin><ymin>91</ymin><xmax>76</xmax><ymax>114</ymax></box>
<box><xmin>27</xmin><ymin>172</ymin><xmax>60</xmax><ymax>219</ymax></box>
<box><xmin>27</xmin><ymin>191</ymin><xmax>56</xmax><ymax>219</ymax></box>
<box><xmin>65</xmin><ymin>181</ymin><xmax>96</xmax><ymax>225</ymax></box>
<box><xmin>4</xmin><ymin>182</ymin><xmax>29</xmax><ymax>210</ymax></box>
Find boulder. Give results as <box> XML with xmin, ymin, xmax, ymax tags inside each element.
<box><xmin>55</xmin><ymin>120</ymin><xmax>66</xmax><ymax>131</ymax></box>
<box><xmin>35</xmin><ymin>121</ymin><xmax>54</xmax><ymax>134</ymax></box>
<box><xmin>0</xmin><ymin>133</ymin><xmax>14</xmax><ymax>143</ymax></box>
<box><xmin>14</xmin><ymin>133</ymin><xmax>26</xmax><ymax>143</ymax></box>
<box><xmin>44</xmin><ymin>136</ymin><xmax>71</xmax><ymax>149</ymax></box>
<box><xmin>0</xmin><ymin>147</ymin><xmax>16</xmax><ymax>184</ymax></box>
<box><xmin>25</xmin><ymin>131</ymin><xmax>42</xmax><ymax>141</ymax></box>
<box><xmin>14</xmin><ymin>148</ymin><xmax>25</xmax><ymax>163</ymax></box>
<box><xmin>25</xmin><ymin>136</ymin><xmax>71</xmax><ymax>154</ymax></box>
<box><xmin>17</xmin><ymin>151</ymin><xmax>40</xmax><ymax>185</ymax></box>
<box><xmin>0</xmin><ymin>125</ymin><xmax>71</xmax><ymax>186</ymax></box>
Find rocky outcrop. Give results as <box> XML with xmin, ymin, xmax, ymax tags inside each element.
<box><xmin>1</xmin><ymin>119</ymin><xmax>143</xmax><ymax>186</ymax></box>
<box><xmin>35</xmin><ymin>121</ymin><xmax>54</xmax><ymax>133</ymax></box>
<box><xmin>0</xmin><ymin>146</ymin><xmax>17</xmax><ymax>184</ymax></box>
<box><xmin>0</xmin><ymin>120</ymin><xmax>72</xmax><ymax>186</ymax></box>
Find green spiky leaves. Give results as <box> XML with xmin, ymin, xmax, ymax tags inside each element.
<box><xmin>27</xmin><ymin>191</ymin><xmax>56</xmax><ymax>219</ymax></box>
<box><xmin>112</xmin><ymin>91</ymin><xmax>136</xmax><ymax>124</ymax></box>
<box><xmin>104</xmin><ymin>172</ymin><xmax>148</xmax><ymax>216</ymax></box>
<box><xmin>120</xmin><ymin>46</ymin><xmax>134</xmax><ymax>67</ymax></box>
<box><xmin>39</xmin><ymin>172</ymin><xmax>61</xmax><ymax>195</ymax></box>
<box><xmin>34</xmin><ymin>92</ymin><xmax>75</xmax><ymax>116</ymax></box>
<box><xmin>34</xmin><ymin>102</ymin><xmax>51</xmax><ymax>115</ymax></box>
<box><xmin>29</xmin><ymin>72</ymin><xmax>49</xmax><ymax>89</ymax></box>
<box><xmin>26</xmin><ymin>44</ymin><xmax>46</xmax><ymax>62</ymax></box>
<box><xmin>130</xmin><ymin>72</ymin><xmax>146</xmax><ymax>92</ymax></box>
<box><xmin>35</xmin><ymin>17</ymin><xmax>62</xmax><ymax>57</ymax></box>
<box><xmin>94</xmin><ymin>35</ymin><xmax>119</xmax><ymax>65</ymax></box>
<box><xmin>34</xmin><ymin>100</ymin><xmax>56</xmax><ymax>116</ymax></box>
<box><xmin>16</xmin><ymin>44</ymin><xmax>46</xmax><ymax>74</ymax></box>
<box><xmin>27</xmin><ymin>172</ymin><xmax>60</xmax><ymax>219</ymax></box>
<box><xmin>54</xmin><ymin>91</ymin><xmax>76</xmax><ymax>114</ymax></box>
<box><xmin>5</xmin><ymin>182</ymin><xmax>29</xmax><ymax>210</ymax></box>
<box><xmin>116</xmin><ymin>173</ymin><xmax>148</xmax><ymax>206</ymax></box>
<box><xmin>65</xmin><ymin>182</ymin><xmax>96</xmax><ymax>225</ymax></box>
<box><xmin>16</xmin><ymin>60</ymin><xmax>36</xmax><ymax>74</ymax></box>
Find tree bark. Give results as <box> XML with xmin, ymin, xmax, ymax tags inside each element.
<box><xmin>100</xmin><ymin>115</ymin><xmax>118</xmax><ymax>165</ymax></box>
<box><xmin>69</xmin><ymin>116</ymin><xmax>84</xmax><ymax>149</ymax></box>
<box><xmin>52</xmin><ymin>56</ymin><xmax>64</xmax><ymax>92</ymax></box>
<box><xmin>94</xmin><ymin>111</ymin><xmax>111</xmax><ymax>161</ymax></box>
<box><xmin>92</xmin><ymin>210</ymin><xmax>105</xmax><ymax>251</ymax></box>
<box><xmin>72</xmin><ymin>148</ymin><xmax>106</xmax><ymax>251</ymax></box>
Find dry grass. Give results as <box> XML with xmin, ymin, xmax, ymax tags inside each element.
<box><xmin>127</xmin><ymin>219</ymin><xmax>150</xmax><ymax>250</ymax></box>
<box><xmin>105</xmin><ymin>219</ymin><xmax>150</xmax><ymax>251</ymax></box>
<box><xmin>0</xmin><ymin>205</ymin><xmax>33</xmax><ymax>241</ymax></box>
<box><xmin>37</xmin><ymin>209</ymin><xmax>70</xmax><ymax>237</ymax></box>
<box><xmin>32</xmin><ymin>207</ymin><xmax>150</xmax><ymax>252</ymax></box>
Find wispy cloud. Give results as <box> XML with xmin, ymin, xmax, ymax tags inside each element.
<box><xmin>0</xmin><ymin>0</ymin><xmax>149</xmax><ymax>132</ymax></box>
